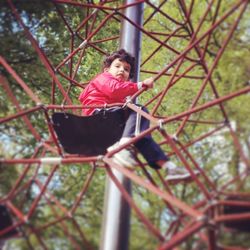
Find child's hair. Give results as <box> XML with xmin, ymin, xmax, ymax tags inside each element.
<box><xmin>103</xmin><ymin>49</ymin><xmax>135</xmax><ymax>78</ymax></box>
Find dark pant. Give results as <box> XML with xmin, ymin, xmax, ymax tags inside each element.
<box><xmin>94</xmin><ymin>106</ymin><xmax>169</xmax><ymax>169</ymax></box>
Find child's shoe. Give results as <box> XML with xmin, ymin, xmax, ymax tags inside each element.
<box><xmin>107</xmin><ymin>143</ymin><xmax>137</xmax><ymax>168</ymax></box>
<box><xmin>164</xmin><ymin>161</ymin><xmax>199</xmax><ymax>183</ymax></box>
<box><xmin>165</xmin><ymin>167</ymin><xmax>191</xmax><ymax>182</ymax></box>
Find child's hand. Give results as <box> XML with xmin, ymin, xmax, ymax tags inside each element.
<box><xmin>142</xmin><ymin>77</ymin><xmax>154</xmax><ymax>88</ymax></box>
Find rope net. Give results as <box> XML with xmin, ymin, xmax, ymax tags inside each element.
<box><xmin>1</xmin><ymin>0</ymin><xmax>250</xmax><ymax>249</ymax></box>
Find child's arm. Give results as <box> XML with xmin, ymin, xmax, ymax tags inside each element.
<box><xmin>142</xmin><ymin>77</ymin><xmax>154</xmax><ymax>88</ymax></box>
<box><xmin>138</xmin><ymin>77</ymin><xmax>154</xmax><ymax>89</ymax></box>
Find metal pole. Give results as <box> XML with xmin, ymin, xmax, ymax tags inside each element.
<box><xmin>119</xmin><ymin>0</ymin><xmax>144</xmax><ymax>81</ymax></box>
<box><xmin>0</xmin><ymin>241</ymin><xmax>5</xmax><ymax>250</ymax></box>
<box><xmin>100</xmin><ymin>1</ymin><xmax>144</xmax><ymax>250</ymax></box>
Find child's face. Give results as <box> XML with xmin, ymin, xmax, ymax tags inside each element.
<box><xmin>105</xmin><ymin>58</ymin><xmax>131</xmax><ymax>81</ymax></box>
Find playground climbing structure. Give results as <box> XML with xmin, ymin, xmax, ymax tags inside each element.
<box><xmin>1</xmin><ymin>0</ymin><xmax>250</xmax><ymax>249</ymax></box>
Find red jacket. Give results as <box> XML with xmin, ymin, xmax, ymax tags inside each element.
<box><xmin>79</xmin><ymin>72</ymin><xmax>139</xmax><ymax>115</ymax></box>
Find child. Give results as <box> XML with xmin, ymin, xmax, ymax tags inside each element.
<box><xmin>79</xmin><ymin>49</ymin><xmax>193</xmax><ymax>181</ymax></box>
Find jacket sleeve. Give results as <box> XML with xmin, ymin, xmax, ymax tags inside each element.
<box><xmin>95</xmin><ymin>73</ymin><xmax>139</xmax><ymax>102</ymax></box>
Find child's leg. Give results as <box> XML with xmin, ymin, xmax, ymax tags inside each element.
<box><xmin>122</xmin><ymin>107</ymin><xmax>199</xmax><ymax>181</ymax></box>
<box><xmin>134</xmin><ymin>136</ymin><xmax>169</xmax><ymax>169</ymax></box>
<box><xmin>122</xmin><ymin>106</ymin><xmax>169</xmax><ymax>168</ymax></box>
<box><xmin>104</xmin><ymin>106</ymin><xmax>198</xmax><ymax>181</ymax></box>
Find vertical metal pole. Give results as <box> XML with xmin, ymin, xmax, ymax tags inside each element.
<box><xmin>100</xmin><ymin>1</ymin><xmax>144</xmax><ymax>250</ymax></box>
<box><xmin>0</xmin><ymin>241</ymin><xmax>5</xmax><ymax>250</ymax></box>
<box><xmin>119</xmin><ymin>1</ymin><xmax>144</xmax><ymax>82</ymax></box>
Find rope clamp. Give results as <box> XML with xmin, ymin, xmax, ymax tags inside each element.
<box><xmin>158</xmin><ymin>119</ymin><xmax>164</xmax><ymax>130</ymax></box>
<box><xmin>79</xmin><ymin>40</ymin><xmax>88</xmax><ymax>49</ymax></box>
